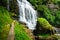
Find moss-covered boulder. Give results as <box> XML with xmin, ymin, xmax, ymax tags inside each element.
<box><xmin>34</xmin><ymin>18</ymin><xmax>55</xmax><ymax>36</ymax></box>
<box><xmin>37</xmin><ymin>18</ymin><xmax>54</xmax><ymax>30</ymax></box>
<box><xmin>35</xmin><ymin>35</ymin><xmax>58</xmax><ymax>40</ymax></box>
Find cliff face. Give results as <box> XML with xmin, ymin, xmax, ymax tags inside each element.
<box><xmin>0</xmin><ymin>0</ymin><xmax>7</xmax><ymax>7</ymax></box>
<box><xmin>1</xmin><ymin>0</ymin><xmax>19</xmax><ymax>20</ymax></box>
<box><xmin>0</xmin><ymin>0</ymin><xmax>19</xmax><ymax>14</ymax></box>
<box><xmin>9</xmin><ymin>0</ymin><xmax>19</xmax><ymax>14</ymax></box>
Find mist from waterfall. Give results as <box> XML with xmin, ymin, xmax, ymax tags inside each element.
<box><xmin>17</xmin><ymin>0</ymin><xmax>37</xmax><ymax>30</ymax></box>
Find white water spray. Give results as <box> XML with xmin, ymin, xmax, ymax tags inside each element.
<box><xmin>17</xmin><ymin>0</ymin><xmax>37</xmax><ymax>30</ymax></box>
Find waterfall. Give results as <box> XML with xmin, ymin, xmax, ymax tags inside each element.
<box><xmin>17</xmin><ymin>0</ymin><xmax>37</xmax><ymax>30</ymax></box>
<box><xmin>7</xmin><ymin>0</ymin><xmax>9</xmax><ymax>10</ymax></box>
<box><xmin>54</xmin><ymin>27</ymin><xmax>60</xmax><ymax>34</ymax></box>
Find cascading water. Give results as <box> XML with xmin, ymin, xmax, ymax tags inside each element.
<box><xmin>7</xmin><ymin>0</ymin><xmax>9</xmax><ymax>10</ymax></box>
<box><xmin>54</xmin><ymin>27</ymin><xmax>60</xmax><ymax>34</ymax></box>
<box><xmin>54</xmin><ymin>27</ymin><xmax>60</xmax><ymax>38</ymax></box>
<box><xmin>17</xmin><ymin>0</ymin><xmax>37</xmax><ymax>30</ymax></box>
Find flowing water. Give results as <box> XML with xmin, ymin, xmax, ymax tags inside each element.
<box><xmin>17</xmin><ymin>0</ymin><xmax>37</xmax><ymax>30</ymax></box>
<box><xmin>54</xmin><ymin>27</ymin><xmax>60</xmax><ymax>39</ymax></box>
<box><xmin>54</xmin><ymin>27</ymin><xmax>60</xmax><ymax>34</ymax></box>
<box><xmin>7</xmin><ymin>0</ymin><xmax>9</xmax><ymax>10</ymax></box>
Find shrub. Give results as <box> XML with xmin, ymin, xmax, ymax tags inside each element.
<box><xmin>43</xmin><ymin>6</ymin><xmax>55</xmax><ymax>24</ymax></box>
<box><xmin>0</xmin><ymin>6</ymin><xmax>12</xmax><ymax>40</ymax></box>
<box><xmin>14</xmin><ymin>21</ymin><xmax>32</xmax><ymax>40</ymax></box>
<box><xmin>55</xmin><ymin>10</ymin><xmax>60</xmax><ymax>26</ymax></box>
<box><xmin>0</xmin><ymin>6</ymin><xmax>12</xmax><ymax>27</ymax></box>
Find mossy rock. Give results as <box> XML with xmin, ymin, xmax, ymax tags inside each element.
<box><xmin>35</xmin><ymin>35</ymin><xmax>58</xmax><ymax>40</ymax></box>
<box><xmin>34</xmin><ymin>18</ymin><xmax>55</xmax><ymax>35</ymax></box>
<box><xmin>37</xmin><ymin>18</ymin><xmax>54</xmax><ymax>31</ymax></box>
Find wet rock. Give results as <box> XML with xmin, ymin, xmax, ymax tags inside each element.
<box><xmin>0</xmin><ymin>0</ymin><xmax>7</xmax><ymax>7</ymax></box>
<box><xmin>10</xmin><ymin>0</ymin><xmax>19</xmax><ymax>14</ymax></box>
<box><xmin>47</xmin><ymin>4</ymin><xmax>59</xmax><ymax>10</ymax></box>
<box><xmin>33</xmin><ymin>18</ymin><xmax>55</xmax><ymax>36</ymax></box>
<box><xmin>35</xmin><ymin>35</ymin><xmax>58</xmax><ymax>40</ymax></box>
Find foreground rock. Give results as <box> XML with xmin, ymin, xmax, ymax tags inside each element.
<box><xmin>34</xmin><ymin>18</ymin><xmax>55</xmax><ymax>36</ymax></box>
<box><xmin>35</xmin><ymin>35</ymin><xmax>58</xmax><ymax>40</ymax></box>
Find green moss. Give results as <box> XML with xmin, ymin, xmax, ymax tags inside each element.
<box><xmin>0</xmin><ymin>6</ymin><xmax>12</xmax><ymax>40</ymax></box>
<box><xmin>0</xmin><ymin>24</ymin><xmax>10</xmax><ymax>40</ymax></box>
<box><xmin>43</xmin><ymin>5</ymin><xmax>55</xmax><ymax>24</ymax></box>
<box><xmin>14</xmin><ymin>21</ymin><xmax>32</xmax><ymax>40</ymax></box>
<box><xmin>0</xmin><ymin>6</ymin><xmax>12</xmax><ymax>27</ymax></box>
<box><xmin>37</xmin><ymin>18</ymin><xmax>54</xmax><ymax>31</ymax></box>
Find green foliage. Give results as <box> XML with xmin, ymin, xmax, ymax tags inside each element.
<box><xmin>28</xmin><ymin>0</ymin><xmax>49</xmax><ymax>11</ymax></box>
<box><xmin>43</xmin><ymin>6</ymin><xmax>55</xmax><ymax>24</ymax></box>
<box><xmin>37</xmin><ymin>5</ymin><xmax>60</xmax><ymax>27</ymax></box>
<box><xmin>0</xmin><ymin>6</ymin><xmax>12</xmax><ymax>40</ymax></box>
<box><xmin>28</xmin><ymin>0</ymin><xmax>58</xmax><ymax>10</ymax></box>
<box><xmin>10</xmin><ymin>12</ymin><xmax>18</xmax><ymax>19</ymax></box>
<box><xmin>14</xmin><ymin>21</ymin><xmax>32</xmax><ymax>40</ymax></box>
<box><xmin>56</xmin><ymin>0</ymin><xmax>60</xmax><ymax>7</ymax></box>
<box><xmin>28</xmin><ymin>0</ymin><xmax>60</xmax><ymax>27</ymax></box>
<box><xmin>0</xmin><ymin>24</ymin><xmax>10</xmax><ymax>40</ymax></box>
<box><xmin>0</xmin><ymin>6</ymin><xmax>12</xmax><ymax>27</ymax></box>
<box><xmin>55</xmin><ymin>10</ymin><xmax>60</xmax><ymax>26</ymax></box>
<box><xmin>37</xmin><ymin>18</ymin><xmax>53</xmax><ymax>31</ymax></box>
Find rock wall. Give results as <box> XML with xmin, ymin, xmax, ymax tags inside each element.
<box><xmin>9</xmin><ymin>0</ymin><xmax>19</xmax><ymax>14</ymax></box>
<box><xmin>0</xmin><ymin>0</ymin><xmax>7</xmax><ymax>7</ymax></box>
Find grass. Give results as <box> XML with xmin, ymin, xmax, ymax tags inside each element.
<box><xmin>14</xmin><ymin>21</ymin><xmax>32</xmax><ymax>40</ymax></box>
<box><xmin>0</xmin><ymin>6</ymin><xmax>12</xmax><ymax>40</ymax></box>
<box><xmin>0</xmin><ymin>6</ymin><xmax>12</xmax><ymax>27</ymax></box>
<box><xmin>0</xmin><ymin>6</ymin><xmax>32</xmax><ymax>40</ymax></box>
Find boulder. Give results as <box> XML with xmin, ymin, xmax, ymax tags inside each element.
<box><xmin>33</xmin><ymin>18</ymin><xmax>55</xmax><ymax>35</ymax></box>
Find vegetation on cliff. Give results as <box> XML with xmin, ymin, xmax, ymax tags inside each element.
<box><xmin>0</xmin><ymin>6</ymin><xmax>12</xmax><ymax>40</ymax></box>
<box><xmin>14</xmin><ymin>21</ymin><xmax>32</xmax><ymax>40</ymax></box>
